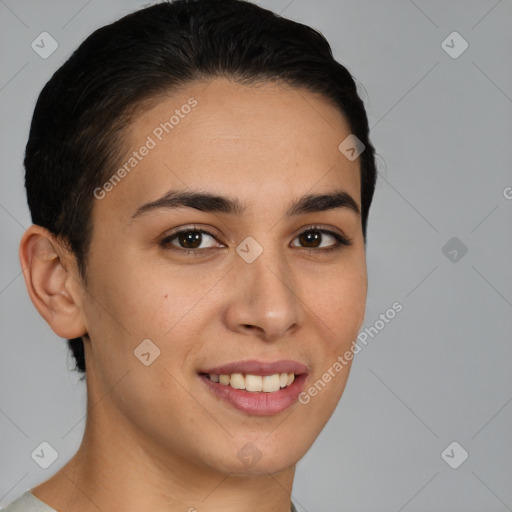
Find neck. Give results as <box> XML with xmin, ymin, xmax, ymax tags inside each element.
<box><xmin>31</xmin><ymin>388</ymin><xmax>296</xmax><ymax>512</ymax></box>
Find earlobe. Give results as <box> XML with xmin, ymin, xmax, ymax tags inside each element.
<box><xmin>19</xmin><ymin>225</ymin><xmax>87</xmax><ymax>340</ymax></box>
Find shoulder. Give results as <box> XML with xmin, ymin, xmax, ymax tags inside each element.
<box><xmin>1</xmin><ymin>490</ymin><xmax>58</xmax><ymax>512</ymax></box>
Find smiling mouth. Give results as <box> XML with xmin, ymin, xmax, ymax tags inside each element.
<box><xmin>197</xmin><ymin>359</ymin><xmax>309</xmax><ymax>415</ymax></box>
<box><xmin>199</xmin><ymin>372</ymin><xmax>296</xmax><ymax>392</ymax></box>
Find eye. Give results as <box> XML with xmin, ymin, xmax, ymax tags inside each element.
<box><xmin>160</xmin><ymin>227</ymin><xmax>223</xmax><ymax>255</ymax></box>
<box><xmin>290</xmin><ymin>227</ymin><xmax>351</xmax><ymax>252</ymax></box>
<box><xmin>159</xmin><ymin>225</ymin><xmax>352</xmax><ymax>257</ymax></box>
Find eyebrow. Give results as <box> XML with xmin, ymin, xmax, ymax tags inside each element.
<box><xmin>130</xmin><ymin>189</ymin><xmax>360</xmax><ymax>221</ymax></box>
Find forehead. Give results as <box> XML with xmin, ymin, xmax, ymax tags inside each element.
<box><xmin>94</xmin><ymin>79</ymin><xmax>361</xmax><ymax>222</ymax></box>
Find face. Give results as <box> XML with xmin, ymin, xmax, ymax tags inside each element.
<box><xmin>80</xmin><ymin>78</ymin><xmax>367</xmax><ymax>475</ymax></box>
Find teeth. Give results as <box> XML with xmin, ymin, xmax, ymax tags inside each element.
<box><xmin>245</xmin><ymin>374</ymin><xmax>263</xmax><ymax>392</ymax></box>
<box><xmin>230</xmin><ymin>373</ymin><xmax>245</xmax><ymax>390</ymax></box>
<box><xmin>262</xmin><ymin>374</ymin><xmax>281</xmax><ymax>392</ymax></box>
<box><xmin>208</xmin><ymin>372</ymin><xmax>296</xmax><ymax>392</ymax></box>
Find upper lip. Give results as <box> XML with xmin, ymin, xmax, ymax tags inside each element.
<box><xmin>200</xmin><ymin>359</ymin><xmax>308</xmax><ymax>376</ymax></box>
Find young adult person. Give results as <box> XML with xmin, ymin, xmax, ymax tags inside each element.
<box><xmin>3</xmin><ymin>1</ymin><xmax>377</xmax><ymax>510</ymax></box>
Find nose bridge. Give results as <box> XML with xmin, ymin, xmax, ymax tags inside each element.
<box><xmin>231</xmin><ymin>237</ymin><xmax>302</xmax><ymax>340</ymax></box>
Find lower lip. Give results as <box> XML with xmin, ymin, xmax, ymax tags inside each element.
<box><xmin>199</xmin><ymin>374</ymin><xmax>308</xmax><ymax>416</ymax></box>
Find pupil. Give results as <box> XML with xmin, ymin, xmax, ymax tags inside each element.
<box><xmin>180</xmin><ymin>231</ymin><xmax>201</xmax><ymax>249</ymax></box>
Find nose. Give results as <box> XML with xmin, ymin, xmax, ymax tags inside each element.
<box><xmin>223</xmin><ymin>248</ymin><xmax>303</xmax><ymax>342</ymax></box>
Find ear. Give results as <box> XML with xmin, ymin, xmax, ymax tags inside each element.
<box><xmin>19</xmin><ymin>225</ymin><xmax>87</xmax><ymax>340</ymax></box>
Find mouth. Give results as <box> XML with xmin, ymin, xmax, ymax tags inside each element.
<box><xmin>198</xmin><ymin>359</ymin><xmax>308</xmax><ymax>416</ymax></box>
<box><xmin>201</xmin><ymin>371</ymin><xmax>297</xmax><ymax>391</ymax></box>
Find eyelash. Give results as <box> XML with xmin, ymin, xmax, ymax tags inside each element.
<box><xmin>159</xmin><ymin>225</ymin><xmax>352</xmax><ymax>256</ymax></box>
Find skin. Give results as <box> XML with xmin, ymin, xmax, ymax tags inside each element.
<box><xmin>20</xmin><ymin>78</ymin><xmax>367</xmax><ymax>512</ymax></box>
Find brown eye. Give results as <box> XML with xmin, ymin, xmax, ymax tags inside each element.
<box><xmin>291</xmin><ymin>228</ymin><xmax>351</xmax><ymax>251</ymax></box>
<box><xmin>177</xmin><ymin>231</ymin><xmax>202</xmax><ymax>249</ymax></box>
<box><xmin>160</xmin><ymin>229</ymin><xmax>222</xmax><ymax>253</ymax></box>
<box><xmin>298</xmin><ymin>230</ymin><xmax>323</xmax><ymax>248</ymax></box>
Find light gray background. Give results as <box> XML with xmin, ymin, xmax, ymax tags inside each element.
<box><xmin>1</xmin><ymin>1</ymin><xmax>511</xmax><ymax>511</ymax></box>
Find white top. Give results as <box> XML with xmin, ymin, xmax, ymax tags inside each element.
<box><xmin>2</xmin><ymin>490</ymin><xmax>298</xmax><ymax>511</ymax></box>
<box><xmin>1</xmin><ymin>491</ymin><xmax>57</xmax><ymax>512</ymax></box>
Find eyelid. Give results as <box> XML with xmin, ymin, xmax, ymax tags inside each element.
<box><xmin>160</xmin><ymin>225</ymin><xmax>224</xmax><ymax>248</ymax></box>
<box><xmin>292</xmin><ymin>224</ymin><xmax>348</xmax><ymax>241</ymax></box>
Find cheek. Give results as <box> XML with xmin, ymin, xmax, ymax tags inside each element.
<box><xmin>308</xmin><ymin>266</ymin><xmax>367</xmax><ymax>340</ymax></box>
<box><xmin>85</xmin><ymin>251</ymin><xmax>183</xmax><ymax>333</ymax></box>
<box><xmin>303</xmin><ymin>261</ymin><xmax>367</xmax><ymax>411</ymax></box>
<box><xmin>82</xmin><ymin>255</ymin><xmax>221</xmax><ymax>381</ymax></box>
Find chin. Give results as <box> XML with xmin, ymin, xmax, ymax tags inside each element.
<box><xmin>203</xmin><ymin>436</ymin><xmax>307</xmax><ymax>477</ymax></box>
